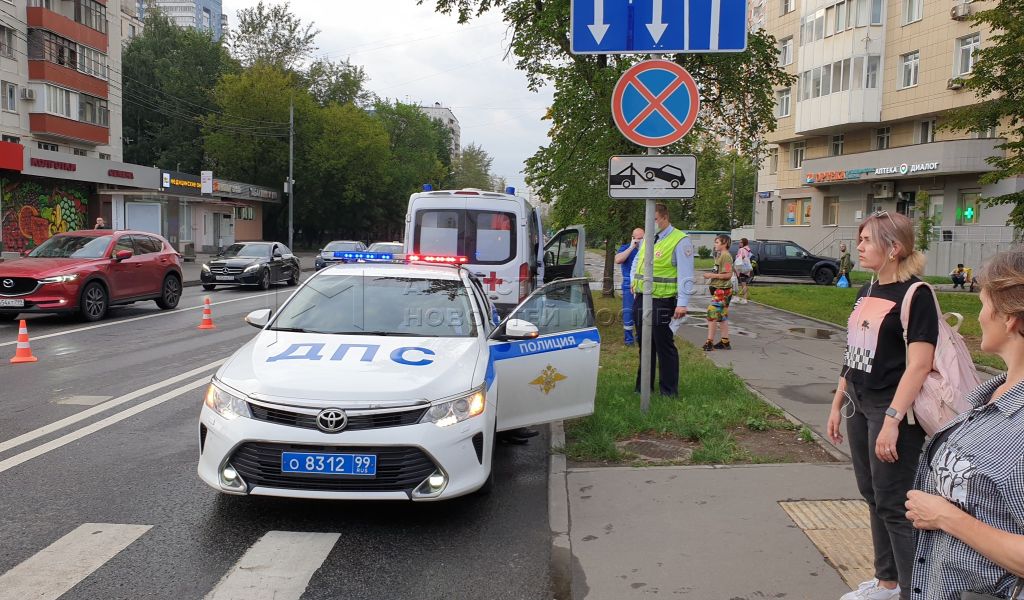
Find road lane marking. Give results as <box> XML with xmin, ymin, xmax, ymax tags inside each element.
<box><xmin>0</xmin><ymin>359</ymin><xmax>224</xmax><ymax>455</ymax></box>
<box><xmin>205</xmin><ymin>531</ymin><xmax>341</xmax><ymax>600</ymax></box>
<box><xmin>0</xmin><ymin>376</ymin><xmax>211</xmax><ymax>474</ymax></box>
<box><xmin>0</xmin><ymin>523</ymin><xmax>151</xmax><ymax>600</ymax></box>
<box><xmin>0</xmin><ymin>291</ymin><xmax>285</xmax><ymax>347</ymax></box>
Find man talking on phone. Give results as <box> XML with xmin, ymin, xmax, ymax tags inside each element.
<box><xmin>614</xmin><ymin>227</ymin><xmax>644</xmax><ymax>345</ymax></box>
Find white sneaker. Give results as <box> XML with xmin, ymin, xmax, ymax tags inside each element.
<box><xmin>840</xmin><ymin>579</ymin><xmax>901</xmax><ymax>600</ymax></box>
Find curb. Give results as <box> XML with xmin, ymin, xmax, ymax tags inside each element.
<box><xmin>548</xmin><ymin>421</ymin><xmax>572</xmax><ymax>600</ymax></box>
<box><xmin>744</xmin><ymin>385</ymin><xmax>851</xmax><ymax>462</ymax></box>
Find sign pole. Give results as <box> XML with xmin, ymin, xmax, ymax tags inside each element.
<box><xmin>640</xmin><ymin>161</ymin><xmax>656</xmax><ymax>413</ymax></box>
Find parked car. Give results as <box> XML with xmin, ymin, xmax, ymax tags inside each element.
<box><xmin>314</xmin><ymin>240</ymin><xmax>367</xmax><ymax>270</ymax></box>
<box><xmin>200</xmin><ymin>242</ymin><xmax>300</xmax><ymax>291</ymax></box>
<box><xmin>368</xmin><ymin>241</ymin><xmax>403</xmax><ymax>256</ymax></box>
<box><xmin>728</xmin><ymin>239</ymin><xmax>839</xmax><ymax>285</ymax></box>
<box><xmin>0</xmin><ymin>230</ymin><xmax>183</xmax><ymax>322</ymax></box>
<box><xmin>643</xmin><ymin>164</ymin><xmax>686</xmax><ymax>188</ymax></box>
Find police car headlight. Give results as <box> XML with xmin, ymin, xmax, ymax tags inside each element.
<box><xmin>204</xmin><ymin>381</ymin><xmax>252</xmax><ymax>420</ymax></box>
<box><xmin>243</xmin><ymin>263</ymin><xmax>261</xmax><ymax>273</ymax></box>
<box><xmin>420</xmin><ymin>387</ymin><xmax>486</xmax><ymax>427</ymax></box>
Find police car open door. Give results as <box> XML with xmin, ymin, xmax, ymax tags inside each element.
<box><xmin>489</xmin><ymin>277</ymin><xmax>600</xmax><ymax>431</ymax></box>
<box><xmin>543</xmin><ymin>225</ymin><xmax>586</xmax><ymax>283</ymax></box>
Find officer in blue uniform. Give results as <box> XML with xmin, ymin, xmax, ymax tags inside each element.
<box><xmin>614</xmin><ymin>228</ymin><xmax>644</xmax><ymax>345</ymax></box>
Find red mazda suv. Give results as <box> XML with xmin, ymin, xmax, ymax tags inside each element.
<box><xmin>0</xmin><ymin>229</ymin><xmax>183</xmax><ymax>322</ymax></box>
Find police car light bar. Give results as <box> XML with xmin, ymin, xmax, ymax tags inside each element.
<box><xmin>340</xmin><ymin>252</ymin><xmax>394</xmax><ymax>261</ymax></box>
<box><xmin>406</xmin><ymin>255</ymin><xmax>469</xmax><ymax>264</ymax></box>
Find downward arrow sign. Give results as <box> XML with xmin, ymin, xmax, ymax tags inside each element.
<box><xmin>646</xmin><ymin>0</ymin><xmax>668</xmax><ymax>43</ymax></box>
<box><xmin>588</xmin><ymin>0</ymin><xmax>609</xmax><ymax>43</ymax></box>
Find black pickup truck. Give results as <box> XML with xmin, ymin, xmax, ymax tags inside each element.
<box><xmin>729</xmin><ymin>239</ymin><xmax>840</xmax><ymax>285</ymax></box>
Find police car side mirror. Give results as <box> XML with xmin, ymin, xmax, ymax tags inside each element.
<box><xmin>502</xmin><ymin>318</ymin><xmax>540</xmax><ymax>340</ymax></box>
<box><xmin>245</xmin><ymin>309</ymin><xmax>272</xmax><ymax>329</ymax></box>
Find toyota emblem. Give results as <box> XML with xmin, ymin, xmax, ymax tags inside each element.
<box><xmin>316</xmin><ymin>408</ymin><xmax>348</xmax><ymax>433</ymax></box>
<box><xmin>1</xmin><ymin>279</ymin><xmax>12</xmax><ymax>289</ymax></box>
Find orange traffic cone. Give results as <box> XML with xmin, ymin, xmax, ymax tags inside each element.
<box><xmin>198</xmin><ymin>296</ymin><xmax>216</xmax><ymax>330</ymax></box>
<box><xmin>10</xmin><ymin>320</ymin><xmax>38</xmax><ymax>364</ymax></box>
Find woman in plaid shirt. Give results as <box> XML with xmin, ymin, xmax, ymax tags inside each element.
<box><xmin>906</xmin><ymin>248</ymin><xmax>1024</xmax><ymax>600</ymax></box>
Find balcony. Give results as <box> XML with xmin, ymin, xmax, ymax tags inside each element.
<box><xmin>28</xmin><ymin>60</ymin><xmax>107</xmax><ymax>98</ymax></box>
<box><xmin>795</xmin><ymin>89</ymin><xmax>882</xmax><ymax>135</ymax></box>
<box><xmin>26</xmin><ymin>7</ymin><xmax>107</xmax><ymax>51</ymax></box>
<box><xmin>801</xmin><ymin>138</ymin><xmax>1003</xmax><ymax>186</ymax></box>
<box><xmin>29</xmin><ymin>113</ymin><xmax>108</xmax><ymax>145</ymax></box>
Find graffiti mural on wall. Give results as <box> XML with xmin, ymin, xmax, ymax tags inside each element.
<box><xmin>0</xmin><ymin>177</ymin><xmax>90</xmax><ymax>253</ymax></box>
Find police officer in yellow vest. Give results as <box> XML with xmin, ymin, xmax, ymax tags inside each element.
<box><xmin>630</xmin><ymin>203</ymin><xmax>695</xmax><ymax>397</ymax></box>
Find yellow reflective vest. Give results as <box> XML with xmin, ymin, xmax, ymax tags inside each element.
<box><xmin>632</xmin><ymin>228</ymin><xmax>686</xmax><ymax>298</ymax></box>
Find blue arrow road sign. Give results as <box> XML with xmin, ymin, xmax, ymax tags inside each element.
<box><xmin>571</xmin><ymin>0</ymin><xmax>748</xmax><ymax>54</ymax></box>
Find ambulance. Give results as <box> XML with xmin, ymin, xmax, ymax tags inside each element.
<box><xmin>404</xmin><ymin>187</ymin><xmax>586</xmax><ymax>316</ymax></box>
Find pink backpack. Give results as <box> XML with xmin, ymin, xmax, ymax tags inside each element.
<box><xmin>899</xmin><ymin>281</ymin><xmax>980</xmax><ymax>436</ymax></box>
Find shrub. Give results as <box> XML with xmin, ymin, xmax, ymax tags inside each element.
<box><xmin>697</xmin><ymin>245</ymin><xmax>712</xmax><ymax>259</ymax></box>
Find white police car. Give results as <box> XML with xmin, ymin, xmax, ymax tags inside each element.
<box><xmin>198</xmin><ymin>257</ymin><xmax>600</xmax><ymax>500</ymax></box>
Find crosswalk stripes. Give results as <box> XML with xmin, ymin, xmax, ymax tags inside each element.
<box><xmin>205</xmin><ymin>531</ymin><xmax>342</xmax><ymax>600</ymax></box>
<box><xmin>0</xmin><ymin>525</ymin><xmax>342</xmax><ymax>600</ymax></box>
<box><xmin>0</xmin><ymin>523</ymin><xmax>152</xmax><ymax>600</ymax></box>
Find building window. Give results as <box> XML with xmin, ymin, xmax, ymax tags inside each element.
<box><xmin>957</xmin><ymin>191</ymin><xmax>981</xmax><ymax>225</ymax></box>
<box><xmin>782</xmin><ymin>0</ymin><xmax>794</xmax><ymax>15</ymax></box>
<box><xmin>917</xmin><ymin>119</ymin><xmax>936</xmax><ymax>143</ymax></box>
<box><xmin>2</xmin><ymin>134</ymin><xmax>20</xmax><ymax>143</ymax></box>
<box><xmin>45</xmin><ymin>85</ymin><xmax>73</xmax><ymax>118</ymax></box>
<box><xmin>768</xmin><ymin>147</ymin><xmax>779</xmax><ymax>174</ymax></box>
<box><xmin>0</xmin><ymin>26</ymin><xmax>13</xmax><ymax>59</ymax></box>
<box><xmin>785</xmin><ymin>198</ymin><xmax>812</xmax><ymax>225</ymax></box>
<box><xmin>99</xmin><ymin>152</ymin><xmax>110</xmax><ymax>159</ymax></box>
<box><xmin>851</xmin><ymin>56</ymin><xmax>865</xmax><ymax>89</ymax></box>
<box><xmin>972</xmin><ymin>126</ymin><xmax>997</xmax><ymax>138</ymax></box>
<box><xmin>1</xmin><ymin>81</ymin><xmax>15</xmax><ymax>112</ymax></box>
<box><xmin>875</xmin><ymin>127</ymin><xmax>891</xmax><ymax>149</ymax></box>
<box><xmin>27</xmin><ymin>0</ymin><xmax>52</xmax><ymax>7</ymax></box>
<box><xmin>29</xmin><ymin>30</ymin><xmax>79</xmax><ymax>69</ymax></box>
<box><xmin>74</xmin><ymin>0</ymin><xmax>107</xmax><ymax>34</ymax></box>
<box><xmin>956</xmin><ymin>33</ymin><xmax>980</xmax><ymax>76</ymax></box>
<box><xmin>825</xmin><ymin>6</ymin><xmax>836</xmax><ymax>36</ymax></box>
<box><xmin>202</xmin><ymin>8</ymin><xmax>212</xmax><ymax>30</ymax></box>
<box><xmin>790</xmin><ymin>141</ymin><xmax>806</xmax><ymax>169</ymax></box>
<box><xmin>903</xmin><ymin>0</ymin><xmax>922</xmax><ymax>24</ymax></box>
<box><xmin>778</xmin><ymin>37</ymin><xmax>793</xmax><ymax>66</ymax></box>
<box><xmin>766</xmin><ymin>200</ymin><xmax>775</xmax><ymax>226</ymax></box>
<box><xmin>836</xmin><ymin>1</ymin><xmax>848</xmax><ymax>32</ymax></box>
<box><xmin>900</xmin><ymin>51</ymin><xmax>920</xmax><ymax>88</ymax></box>
<box><xmin>235</xmin><ymin>206</ymin><xmax>255</xmax><ymax>220</ymax></box>
<box><xmin>776</xmin><ymin>88</ymin><xmax>791</xmax><ymax>117</ymax></box>
<box><xmin>831</xmin><ymin>134</ymin><xmax>845</xmax><ymax>156</ymax></box>
<box><xmin>38</xmin><ymin>142</ymin><xmax>59</xmax><ymax>151</ymax></box>
<box><xmin>79</xmin><ymin>94</ymin><xmax>109</xmax><ymax>126</ymax></box>
<box><xmin>870</xmin><ymin>0</ymin><xmax>883</xmax><ymax>24</ymax></box>
<box><xmin>825</xmin><ymin>196</ymin><xmax>840</xmax><ymax>225</ymax></box>
<box><xmin>77</xmin><ymin>45</ymin><xmax>108</xmax><ymax>80</ymax></box>
<box><xmin>866</xmin><ymin>55</ymin><xmax>881</xmax><ymax>88</ymax></box>
<box><xmin>73</xmin><ymin>148</ymin><xmax>88</xmax><ymax>156</ymax></box>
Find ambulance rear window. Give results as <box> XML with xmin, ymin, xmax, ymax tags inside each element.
<box><xmin>414</xmin><ymin>209</ymin><xmax>516</xmax><ymax>265</ymax></box>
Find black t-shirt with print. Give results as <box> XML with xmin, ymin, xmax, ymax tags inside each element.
<box><xmin>840</xmin><ymin>276</ymin><xmax>939</xmax><ymax>406</ymax></box>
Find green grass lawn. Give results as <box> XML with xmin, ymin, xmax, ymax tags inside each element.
<box><xmin>565</xmin><ymin>295</ymin><xmax>793</xmax><ymax>463</ymax></box>
<box><xmin>694</xmin><ymin>257</ymin><xmax>715</xmax><ymax>270</ymax></box>
<box><xmin>747</xmin><ymin>284</ymin><xmax>1005</xmax><ymax>371</ymax></box>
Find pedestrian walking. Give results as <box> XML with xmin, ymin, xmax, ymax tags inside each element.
<box><xmin>703</xmin><ymin>234</ymin><xmax>734</xmax><ymax>351</ymax></box>
<box><xmin>631</xmin><ymin>203</ymin><xmax>694</xmax><ymax>397</ymax></box>
<box><xmin>826</xmin><ymin>211</ymin><xmax>938</xmax><ymax>600</ymax></box>
<box><xmin>614</xmin><ymin>227</ymin><xmax>644</xmax><ymax>345</ymax></box>
<box><xmin>906</xmin><ymin>248</ymin><xmax>1024</xmax><ymax>600</ymax></box>
<box><xmin>734</xmin><ymin>237</ymin><xmax>753</xmax><ymax>304</ymax></box>
<box><xmin>839</xmin><ymin>242</ymin><xmax>854</xmax><ymax>278</ymax></box>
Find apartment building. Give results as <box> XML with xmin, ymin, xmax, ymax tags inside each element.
<box><xmin>418</xmin><ymin>102</ymin><xmax>461</xmax><ymax>159</ymax></box>
<box><xmin>754</xmin><ymin>0</ymin><xmax>1022</xmax><ymax>274</ymax></box>
<box><xmin>121</xmin><ymin>0</ymin><xmax>143</xmax><ymax>45</ymax></box>
<box><xmin>138</xmin><ymin>0</ymin><xmax>223</xmax><ymax>40</ymax></box>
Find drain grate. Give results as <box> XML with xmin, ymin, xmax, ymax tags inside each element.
<box><xmin>780</xmin><ymin>500</ymin><xmax>872</xmax><ymax>590</ymax></box>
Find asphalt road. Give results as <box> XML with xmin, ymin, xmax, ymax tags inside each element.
<box><xmin>0</xmin><ymin>283</ymin><xmax>553</xmax><ymax>600</ymax></box>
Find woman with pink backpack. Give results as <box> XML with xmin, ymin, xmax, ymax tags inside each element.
<box><xmin>827</xmin><ymin>211</ymin><xmax>939</xmax><ymax>600</ymax></box>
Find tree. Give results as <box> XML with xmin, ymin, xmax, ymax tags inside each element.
<box><xmin>304</xmin><ymin>58</ymin><xmax>376</xmax><ymax>107</ymax></box>
<box><xmin>122</xmin><ymin>10</ymin><xmax>237</xmax><ymax>171</ymax></box>
<box><xmin>426</xmin><ymin>0</ymin><xmax>793</xmax><ymax>294</ymax></box>
<box><xmin>916</xmin><ymin>191</ymin><xmax>934</xmax><ymax>251</ymax></box>
<box><xmin>228</xmin><ymin>1</ymin><xmax>319</xmax><ymax>71</ymax></box>
<box><xmin>941</xmin><ymin>0</ymin><xmax>1024</xmax><ymax>230</ymax></box>
<box><xmin>452</xmin><ymin>143</ymin><xmax>495</xmax><ymax>189</ymax></box>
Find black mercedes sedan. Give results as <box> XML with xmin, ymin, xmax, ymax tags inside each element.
<box><xmin>200</xmin><ymin>242</ymin><xmax>300</xmax><ymax>291</ymax></box>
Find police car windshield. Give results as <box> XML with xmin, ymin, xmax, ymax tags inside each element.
<box><xmin>270</xmin><ymin>274</ymin><xmax>478</xmax><ymax>337</ymax></box>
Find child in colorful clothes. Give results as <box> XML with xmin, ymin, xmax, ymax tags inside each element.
<box><xmin>705</xmin><ymin>288</ymin><xmax>729</xmax><ymax>350</ymax></box>
<box><xmin>703</xmin><ymin>234</ymin><xmax>733</xmax><ymax>350</ymax></box>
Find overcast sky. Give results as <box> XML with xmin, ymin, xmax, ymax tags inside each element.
<box><xmin>221</xmin><ymin>0</ymin><xmax>554</xmax><ymax>194</ymax></box>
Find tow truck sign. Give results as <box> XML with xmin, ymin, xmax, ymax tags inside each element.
<box><xmin>608</xmin><ymin>155</ymin><xmax>697</xmax><ymax>199</ymax></box>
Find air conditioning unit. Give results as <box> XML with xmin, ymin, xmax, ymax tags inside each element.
<box><xmin>19</xmin><ymin>88</ymin><xmax>35</xmax><ymax>101</ymax></box>
<box><xmin>872</xmin><ymin>182</ymin><xmax>894</xmax><ymax>199</ymax></box>
<box><xmin>951</xmin><ymin>3</ymin><xmax>970</xmax><ymax>19</ymax></box>
<box><xmin>947</xmin><ymin>78</ymin><xmax>965</xmax><ymax>90</ymax></box>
